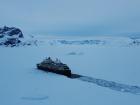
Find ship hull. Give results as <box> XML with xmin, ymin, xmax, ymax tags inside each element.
<box><xmin>37</xmin><ymin>64</ymin><xmax>72</xmax><ymax>77</ymax></box>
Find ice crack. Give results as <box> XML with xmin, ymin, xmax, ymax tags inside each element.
<box><xmin>77</xmin><ymin>76</ymin><xmax>140</xmax><ymax>95</ymax></box>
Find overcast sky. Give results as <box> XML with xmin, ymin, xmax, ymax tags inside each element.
<box><xmin>0</xmin><ymin>0</ymin><xmax>140</xmax><ymax>35</ymax></box>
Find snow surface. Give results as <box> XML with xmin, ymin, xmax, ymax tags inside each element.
<box><xmin>0</xmin><ymin>35</ymin><xmax>140</xmax><ymax>105</ymax></box>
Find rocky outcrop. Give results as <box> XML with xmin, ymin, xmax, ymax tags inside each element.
<box><xmin>0</xmin><ymin>26</ymin><xmax>23</xmax><ymax>46</ymax></box>
<box><xmin>57</xmin><ymin>40</ymin><xmax>106</xmax><ymax>45</ymax></box>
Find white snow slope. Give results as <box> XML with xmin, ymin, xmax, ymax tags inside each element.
<box><xmin>0</xmin><ymin>35</ymin><xmax>140</xmax><ymax>105</ymax></box>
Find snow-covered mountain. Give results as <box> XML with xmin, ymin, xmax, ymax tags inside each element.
<box><xmin>0</xmin><ymin>26</ymin><xmax>23</xmax><ymax>46</ymax></box>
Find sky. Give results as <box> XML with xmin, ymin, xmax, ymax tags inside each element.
<box><xmin>0</xmin><ymin>0</ymin><xmax>140</xmax><ymax>35</ymax></box>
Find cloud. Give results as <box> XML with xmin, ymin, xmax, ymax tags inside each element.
<box><xmin>0</xmin><ymin>0</ymin><xmax>140</xmax><ymax>35</ymax></box>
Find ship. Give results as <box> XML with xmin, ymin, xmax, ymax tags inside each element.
<box><xmin>37</xmin><ymin>57</ymin><xmax>72</xmax><ymax>77</ymax></box>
